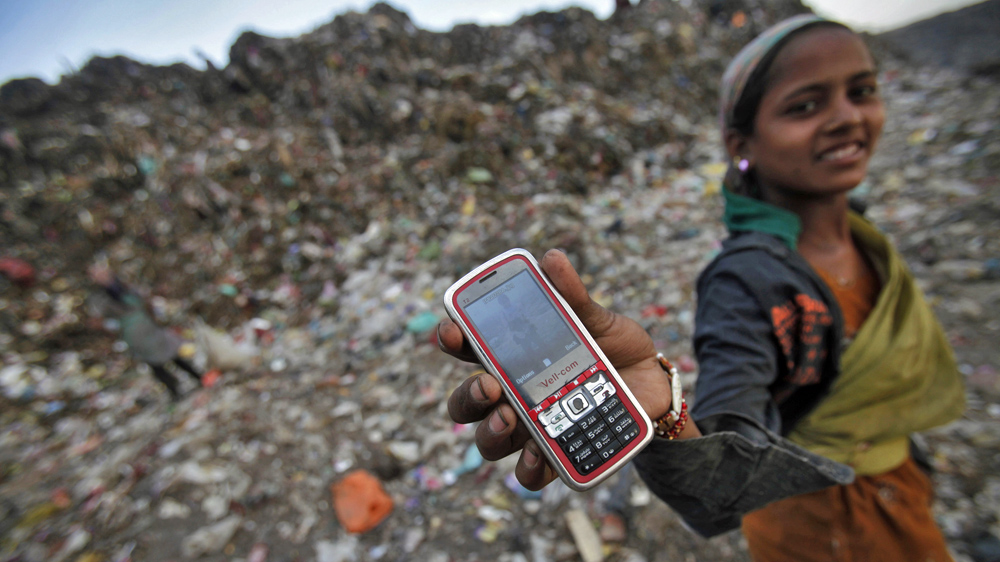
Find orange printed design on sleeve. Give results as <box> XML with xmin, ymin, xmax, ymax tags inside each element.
<box><xmin>770</xmin><ymin>294</ymin><xmax>834</xmax><ymax>385</ymax></box>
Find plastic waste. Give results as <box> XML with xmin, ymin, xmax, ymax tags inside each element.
<box><xmin>565</xmin><ymin>509</ymin><xmax>603</xmax><ymax>562</ymax></box>
<box><xmin>405</xmin><ymin>311</ymin><xmax>440</xmax><ymax>334</ymax></box>
<box><xmin>181</xmin><ymin>515</ymin><xmax>243</xmax><ymax>558</ymax></box>
<box><xmin>201</xmin><ymin>368</ymin><xmax>222</xmax><ymax>388</ymax></box>
<box><xmin>315</xmin><ymin>536</ymin><xmax>359</xmax><ymax>562</ymax></box>
<box><xmin>0</xmin><ymin>257</ymin><xmax>36</xmax><ymax>287</ymax></box>
<box><xmin>449</xmin><ymin>444</ymin><xmax>484</xmax><ymax>478</ymax></box>
<box><xmin>330</xmin><ymin>470</ymin><xmax>393</xmax><ymax>533</ymax></box>
<box><xmin>248</xmin><ymin>543</ymin><xmax>269</xmax><ymax>562</ymax></box>
<box><xmin>194</xmin><ymin>319</ymin><xmax>260</xmax><ymax>371</ymax></box>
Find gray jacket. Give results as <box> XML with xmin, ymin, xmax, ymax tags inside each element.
<box><xmin>633</xmin><ymin>232</ymin><xmax>855</xmax><ymax>537</ymax></box>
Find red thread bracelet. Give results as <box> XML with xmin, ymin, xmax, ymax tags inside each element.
<box><xmin>664</xmin><ymin>401</ymin><xmax>688</xmax><ymax>439</ymax></box>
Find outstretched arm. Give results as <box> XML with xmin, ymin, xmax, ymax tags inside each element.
<box><xmin>438</xmin><ymin>249</ymin><xmax>700</xmax><ymax>490</ymax></box>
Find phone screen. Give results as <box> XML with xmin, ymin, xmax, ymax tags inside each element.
<box><xmin>463</xmin><ymin>269</ymin><xmax>592</xmax><ymax>407</ymax></box>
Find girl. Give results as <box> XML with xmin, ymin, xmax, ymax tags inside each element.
<box><xmin>439</xmin><ymin>15</ymin><xmax>965</xmax><ymax>561</ymax></box>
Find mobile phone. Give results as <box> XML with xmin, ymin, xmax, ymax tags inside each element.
<box><xmin>444</xmin><ymin>249</ymin><xmax>653</xmax><ymax>491</ymax></box>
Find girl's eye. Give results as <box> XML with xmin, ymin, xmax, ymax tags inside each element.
<box><xmin>852</xmin><ymin>85</ymin><xmax>878</xmax><ymax>99</ymax></box>
<box><xmin>787</xmin><ymin>100</ymin><xmax>817</xmax><ymax>115</ymax></box>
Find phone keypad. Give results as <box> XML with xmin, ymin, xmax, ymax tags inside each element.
<box><xmin>536</xmin><ymin>370</ymin><xmax>640</xmax><ymax>475</ymax></box>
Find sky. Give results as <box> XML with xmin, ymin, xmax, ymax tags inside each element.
<box><xmin>0</xmin><ymin>0</ymin><xmax>985</xmax><ymax>86</ymax></box>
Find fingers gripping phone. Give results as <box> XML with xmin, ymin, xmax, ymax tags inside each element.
<box><xmin>444</xmin><ymin>249</ymin><xmax>653</xmax><ymax>491</ymax></box>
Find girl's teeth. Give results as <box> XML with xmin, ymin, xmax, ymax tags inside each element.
<box><xmin>822</xmin><ymin>144</ymin><xmax>860</xmax><ymax>161</ymax></box>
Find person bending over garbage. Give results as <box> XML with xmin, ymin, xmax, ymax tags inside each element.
<box><xmin>89</xmin><ymin>263</ymin><xmax>202</xmax><ymax>400</ymax></box>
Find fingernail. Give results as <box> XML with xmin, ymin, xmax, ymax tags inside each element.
<box><xmin>470</xmin><ymin>374</ymin><xmax>487</xmax><ymax>402</ymax></box>
<box><xmin>488</xmin><ymin>409</ymin><xmax>508</xmax><ymax>433</ymax></box>
<box><xmin>523</xmin><ymin>441</ymin><xmax>540</xmax><ymax>468</ymax></box>
<box><xmin>436</xmin><ymin>321</ymin><xmax>450</xmax><ymax>345</ymax></box>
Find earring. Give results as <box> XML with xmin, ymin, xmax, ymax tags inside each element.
<box><xmin>737</xmin><ymin>158</ymin><xmax>750</xmax><ymax>173</ymax></box>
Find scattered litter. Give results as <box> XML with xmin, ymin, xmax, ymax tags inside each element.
<box><xmin>0</xmin><ymin>1</ymin><xmax>996</xmax><ymax>561</ymax></box>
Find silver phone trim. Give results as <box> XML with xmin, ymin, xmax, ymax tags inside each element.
<box><xmin>444</xmin><ymin>248</ymin><xmax>653</xmax><ymax>491</ymax></box>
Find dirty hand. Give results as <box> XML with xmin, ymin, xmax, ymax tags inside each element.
<box><xmin>437</xmin><ymin>249</ymin><xmax>673</xmax><ymax>490</ymax></box>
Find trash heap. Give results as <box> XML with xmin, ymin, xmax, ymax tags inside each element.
<box><xmin>1</xmin><ymin>0</ymin><xmax>999</xmax><ymax>561</ymax></box>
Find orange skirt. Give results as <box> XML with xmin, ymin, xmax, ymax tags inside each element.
<box><xmin>741</xmin><ymin>457</ymin><xmax>953</xmax><ymax>562</ymax></box>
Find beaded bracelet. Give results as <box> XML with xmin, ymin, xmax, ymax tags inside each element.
<box><xmin>663</xmin><ymin>401</ymin><xmax>688</xmax><ymax>439</ymax></box>
<box><xmin>652</xmin><ymin>353</ymin><xmax>688</xmax><ymax>439</ymax></box>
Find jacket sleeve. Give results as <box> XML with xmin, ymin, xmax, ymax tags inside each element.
<box><xmin>633</xmin><ymin>265</ymin><xmax>853</xmax><ymax>537</ymax></box>
<box><xmin>633</xmin><ymin>413</ymin><xmax>853</xmax><ymax>537</ymax></box>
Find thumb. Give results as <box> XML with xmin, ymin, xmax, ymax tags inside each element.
<box><xmin>538</xmin><ymin>249</ymin><xmax>616</xmax><ymax>336</ymax></box>
<box><xmin>539</xmin><ymin>249</ymin><xmax>656</xmax><ymax>369</ymax></box>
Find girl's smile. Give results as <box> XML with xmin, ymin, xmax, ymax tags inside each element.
<box><xmin>817</xmin><ymin>141</ymin><xmax>863</xmax><ymax>163</ymax></box>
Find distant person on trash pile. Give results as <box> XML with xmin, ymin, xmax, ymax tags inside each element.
<box><xmin>89</xmin><ymin>262</ymin><xmax>202</xmax><ymax>400</ymax></box>
<box><xmin>438</xmin><ymin>14</ymin><xmax>965</xmax><ymax>562</ymax></box>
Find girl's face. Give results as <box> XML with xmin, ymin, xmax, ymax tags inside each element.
<box><xmin>741</xmin><ymin>27</ymin><xmax>884</xmax><ymax>200</ymax></box>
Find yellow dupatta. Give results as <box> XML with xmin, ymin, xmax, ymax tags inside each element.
<box><xmin>787</xmin><ymin>213</ymin><xmax>966</xmax><ymax>475</ymax></box>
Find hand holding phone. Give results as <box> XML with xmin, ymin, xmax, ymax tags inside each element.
<box><xmin>441</xmin><ymin>249</ymin><xmax>677</xmax><ymax>490</ymax></box>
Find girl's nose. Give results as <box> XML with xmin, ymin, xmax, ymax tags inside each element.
<box><xmin>824</xmin><ymin>93</ymin><xmax>863</xmax><ymax>132</ymax></box>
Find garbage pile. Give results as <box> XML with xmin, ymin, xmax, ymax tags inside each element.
<box><xmin>878</xmin><ymin>0</ymin><xmax>1000</xmax><ymax>75</ymax></box>
<box><xmin>1</xmin><ymin>0</ymin><xmax>999</xmax><ymax>560</ymax></box>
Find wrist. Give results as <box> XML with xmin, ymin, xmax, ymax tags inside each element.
<box><xmin>650</xmin><ymin>353</ymin><xmax>689</xmax><ymax>439</ymax></box>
